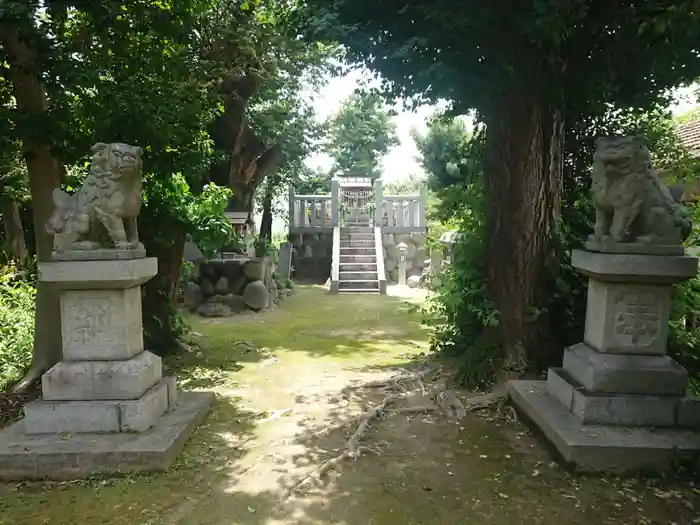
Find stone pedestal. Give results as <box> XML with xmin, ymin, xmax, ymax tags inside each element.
<box><xmin>0</xmin><ymin>257</ymin><xmax>213</xmax><ymax>480</ymax></box>
<box><xmin>508</xmin><ymin>249</ymin><xmax>700</xmax><ymax>473</ymax></box>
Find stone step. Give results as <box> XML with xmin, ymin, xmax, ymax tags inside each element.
<box><xmin>546</xmin><ymin>367</ymin><xmax>697</xmax><ymax>428</ymax></box>
<box><xmin>341</xmin><ymin>226</ymin><xmax>373</xmax><ymax>233</ymax></box>
<box><xmin>340</xmin><ymin>262</ymin><xmax>377</xmax><ymax>272</ymax></box>
<box><xmin>340</xmin><ymin>233</ymin><xmax>374</xmax><ymax>241</ymax></box>
<box><xmin>340</xmin><ymin>243</ymin><xmax>375</xmax><ymax>250</ymax></box>
<box><xmin>338</xmin><ymin>288</ymin><xmax>380</xmax><ymax>294</ymax></box>
<box><xmin>340</xmin><ymin>247</ymin><xmax>374</xmax><ymax>256</ymax></box>
<box><xmin>338</xmin><ymin>279</ymin><xmax>378</xmax><ymax>290</ymax></box>
<box><xmin>562</xmin><ymin>343</ymin><xmax>688</xmax><ymax>396</ymax></box>
<box><xmin>340</xmin><ymin>271</ymin><xmax>378</xmax><ymax>281</ymax></box>
<box><xmin>339</xmin><ymin>255</ymin><xmax>376</xmax><ymax>264</ymax></box>
<box><xmin>42</xmin><ymin>351</ymin><xmax>162</xmax><ymax>401</ymax></box>
<box><xmin>24</xmin><ymin>378</ymin><xmax>175</xmax><ymax>434</ymax></box>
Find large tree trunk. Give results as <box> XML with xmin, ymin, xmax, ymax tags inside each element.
<box><xmin>1</xmin><ymin>196</ymin><xmax>27</xmax><ymax>263</ymax></box>
<box><xmin>483</xmin><ymin>92</ymin><xmax>564</xmax><ymax>378</ymax></box>
<box><xmin>209</xmin><ymin>74</ymin><xmax>283</xmax><ymax>222</ymax></box>
<box><xmin>1</xmin><ymin>24</ymin><xmax>64</xmax><ymax>389</ymax></box>
<box><xmin>259</xmin><ymin>182</ymin><xmax>274</xmax><ymax>241</ymax></box>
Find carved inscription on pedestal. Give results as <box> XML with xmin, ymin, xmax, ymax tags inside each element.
<box><xmin>63</xmin><ymin>292</ymin><xmax>116</xmax><ymax>347</ymax></box>
<box><xmin>613</xmin><ymin>292</ymin><xmax>661</xmax><ymax>348</ymax></box>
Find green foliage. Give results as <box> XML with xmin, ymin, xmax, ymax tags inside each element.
<box><xmin>418</xmin><ymin>122</ymin><xmax>502</xmax><ymax>389</ymax></box>
<box><xmin>190</xmin><ymin>184</ymin><xmax>235</xmax><ymax>258</ymax></box>
<box><xmin>142</xmin><ymin>275</ymin><xmax>189</xmax><ymax>356</ymax></box>
<box><xmin>325</xmin><ymin>89</ymin><xmax>398</xmax><ymax>180</ymax></box>
<box><xmin>0</xmin><ymin>264</ymin><xmax>35</xmax><ymax>390</ymax></box>
<box><xmin>253</xmin><ymin>236</ymin><xmax>273</xmax><ymax>257</ymax></box>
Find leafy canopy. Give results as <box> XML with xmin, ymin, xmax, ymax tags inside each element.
<box><xmin>299</xmin><ymin>1</ymin><xmax>700</xmax><ymax>117</ymax></box>
<box><xmin>325</xmin><ymin>89</ymin><xmax>398</xmax><ymax>180</ymax></box>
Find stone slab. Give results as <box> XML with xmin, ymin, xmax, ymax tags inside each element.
<box><xmin>24</xmin><ymin>379</ymin><xmax>170</xmax><ymax>434</ymax></box>
<box><xmin>0</xmin><ymin>391</ymin><xmax>213</xmax><ymax>480</ymax></box>
<box><xmin>563</xmin><ymin>342</ymin><xmax>687</xmax><ymax>395</ymax></box>
<box><xmin>547</xmin><ymin>368</ymin><xmax>677</xmax><ymax>427</ymax></box>
<box><xmin>39</xmin><ymin>257</ymin><xmax>158</xmax><ymax>290</ymax></box>
<box><xmin>584</xmin><ymin>239</ymin><xmax>685</xmax><ymax>256</ymax></box>
<box><xmin>583</xmin><ymin>280</ymin><xmax>670</xmax><ymax>355</ymax></box>
<box><xmin>677</xmin><ymin>397</ymin><xmax>700</xmax><ymax>429</ymax></box>
<box><xmin>120</xmin><ymin>379</ymin><xmax>170</xmax><ymax>432</ymax></box>
<box><xmin>571</xmin><ymin>249</ymin><xmax>698</xmax><ymax>284</ymax></box>
<box><xmin>61</xmin><ymin>287</ymin><xmax>145</xmax><ymax>361</ymax></box>
<box><xmin>278</xmin><ymin>242</ymin><xmax>293</xmax><ymax>280</ymax></box>
<box><xmin>508</xmin><ymin>380</ymin><xmax>700</xmax><ymax>473</ymax></box>
<box><xmin>52</xmin><ymin>247</ymin><xmax>147</xmax><ymax>261</ymax></box>
<box><xmin>43</xmin><ymin>351</ymin><xmax>162</xmax><ymax>401</ymax></box>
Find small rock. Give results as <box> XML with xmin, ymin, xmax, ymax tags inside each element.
<box><xmin>197</xmin><ymin>302</ymin><xmax>232</xmax><ymax>317</ymax></box>
<box><xmin>208</xmin><ymin>294</ymin><xmax>226</xmax><ymax>303</ymax></box>
<box><xmin>183</xmin><ymin>282</ymin><xmax>204</xmax><ymax>310</ymax></box>
<box><xmin>221</xmin><ymin>293</ymin><xmax>247</xmax><ymax>313</ymax></box>
<box><xmin>243</xmin><ymin>259</ymin><xmax>265</xmax><ymax>281</ymax></box>
<box><xmin>407</xmin><ymin>275</ymin><xmax>421</xmax><ymax>289</ymax></box>
<box><xmin>278</xmin><ymin>289</ymin><xmax>288</xmax><ymax>301</ymax></box>
<box><xmin>200</xmin><ymin>277</ymin><xmax>215</xmax><ymax>296</ymax></box>
<box><xmin>214</xmin><ymin>276</ymin><xmax>229</xmax><ymax>295</ymax></box>
<box><xmin>269</xmin><ymin>279</ymin><xmax>278</xmax><ymax>290</ymax></box>
<box><xmin>242</xmin><ymin>280</ymin><xmax>268</xmax><ymax>310</ymax></box>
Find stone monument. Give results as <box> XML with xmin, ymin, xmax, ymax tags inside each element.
<box><xmin>508</xmin><ymin>135</ymin><xmax>700</xmax><ymax>473</ymax></box>
<box><xmin>0</xmin><ymin>142</ymin><xmax>213</xmax><ymax>480</ymax></box>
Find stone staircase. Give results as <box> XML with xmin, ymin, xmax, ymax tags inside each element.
<box><xmin>338</xmin><ymin>227</ymin><xmax>380</xmax><ymax>293</ymax></box>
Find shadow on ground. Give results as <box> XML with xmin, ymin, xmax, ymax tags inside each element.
<box><xmin>1</xmin><ymin>286</ymin><xmax>699</xmax><ymax>525</ymax></box>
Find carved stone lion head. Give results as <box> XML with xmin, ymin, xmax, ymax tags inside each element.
<box><xmin>593</xmin><ymin>135</ymin><xmax>651</xmax><ymax>177</ymax></box>
<box><xmin>90</xmin><ymin>142</ymin><xmax>143</xmax><ymax>179</ymax></box>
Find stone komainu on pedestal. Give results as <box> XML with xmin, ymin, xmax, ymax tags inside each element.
<box><xmin>0</xmin><ymin>143</ymin><xmax>213</xmax><ymax>481</ymax></box>
<box><xmin>508</xmin><ymin>134</ymin><xmax>700</xmax><ymax>473</ymax></box>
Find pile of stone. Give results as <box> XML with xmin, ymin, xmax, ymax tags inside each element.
<box><xmin>289</xmin><ymin>232</ymin><xmax>332</xmax><ymax>280</ymax></box>
<box><xmin>183</xmin><ymin>256</ymin><xmax>296</xmax><ymax>317</ymax></box>
<box><xmin>382</xmin><ymin>232</ymin><xmax>427</xmax><ymax>285</ymax></box>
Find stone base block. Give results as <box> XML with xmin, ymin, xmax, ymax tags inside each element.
<box><xmin>508</xmin><ymin>380</ymin><xmax>700</xmax><ymax>473</ymax></box>
<box><xmin>563</xmin><ymin>343</ymin><xmax>687</xmax><ymax>395</ymax></box>
<box><xmin>546</xmin><ymin>368</ymin><xmax>677</xmax><ymax>427</ymax></box>
<box><xmin>42</xmin><ymin>351</ymin><xmax>162</xmax><ymax>401</ymax></box>
<box><xmin>0</xmin><ymin>391</ymin><xmax>213</xmax><ymax>480</ymax></box>
<box><xmin>24</xmin><ymin>379</ymin><xmax>172</xmax><ymax>434</ymax></box>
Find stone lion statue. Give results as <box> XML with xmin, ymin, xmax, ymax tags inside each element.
<box><xmin>588</xmin><ymin>135</ymin><xmax>692</xmax><ymax>248</ymax></box>
<box><xmin>47</xmin><ymin>142</ymin><xmax>144</xmax><ymax>252</ymax></box>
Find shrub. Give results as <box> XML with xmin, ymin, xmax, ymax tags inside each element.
<box><xmin>0</xmin><ymin>264</ymin><xmax>35</xmax><ymax>390</ymax></box>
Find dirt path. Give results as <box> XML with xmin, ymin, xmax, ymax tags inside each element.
<box><xmin>1</xmin><ymin>286</ymin><xmax>699</xmax><ymax>524</ymax></box>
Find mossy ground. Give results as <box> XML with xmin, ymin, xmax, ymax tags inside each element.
<box><xmin>0</xmin><ymin>285</ymin><xmax>698</xmax><ymax>524</ymax></box>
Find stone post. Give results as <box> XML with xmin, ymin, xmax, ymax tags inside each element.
<box><xmin>288</xmin><ymin>186</ymin><xmax>296</xmax><ymax>230</ymax></box>
<box><xmin>331</xmin><ymin>178</ymin><xmax>340</xmax><ymax>227</ymax></box>
<box><xmin>374</xmin><ymin>179</ymin><xmax>383</xmax><ymax>227</ymax></box>
<box><xmin>278</xmin><ymin>242</ymin><xmax>293</xmax><ymax>280</ymax></box>
<box><xmin>430</xmin><ymin>249</ymin><xmax>443</xmax><ymax>276</ymax></box>
<box><xmin>22</xmin><ymin>258</ymin><xmax>172</xmax><ymax>434</ymax></box>
<box><xmin>0</xmin><ymin>142</ymin><xmax>213</xmax><ymax>480</ymax></box>
<box><xmin>509</xmin><ymin>250</ymin><xmax>700</xmax><ymax>472</ymax></box>
<box><xmin>397</xmin><ymin>241</ymin><xmax>408</xmax><ymax>286</ymax></box>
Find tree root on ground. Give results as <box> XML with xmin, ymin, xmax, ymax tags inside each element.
<box><xmin>283</xmin><ymin>368</ymin><xmax>506</xmax><ymax>500</ymax></box>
